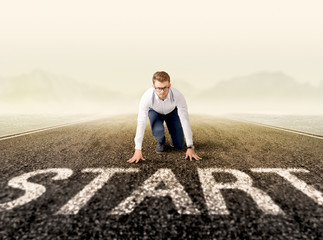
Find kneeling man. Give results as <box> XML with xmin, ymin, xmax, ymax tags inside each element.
<box><xmin>128</xmin><ymin>71</ymin><xmax>202</xmax><ymax>163</ymax></box>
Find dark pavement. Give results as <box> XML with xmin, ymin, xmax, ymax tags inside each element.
<box><xmin>0</xmin><ymin>114</ymin><xmax>322</xmax><ymax>239</ymax></box>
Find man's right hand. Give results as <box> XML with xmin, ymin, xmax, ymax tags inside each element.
<box><xmin>127</xmin><ymin>149</ymin><xmax>146</xmax><ymax>163</ymax></box>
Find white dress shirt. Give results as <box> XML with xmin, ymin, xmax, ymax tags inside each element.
<box><xmin>134</xmin><ymin>87</ymin><xmax>193</xmax><ymax>150</ymax></box>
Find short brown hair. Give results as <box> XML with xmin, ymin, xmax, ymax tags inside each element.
<box><xmin>152</xmin><ymin>71</ymin><xmax>170</xmax><ymax>84</ymax></box>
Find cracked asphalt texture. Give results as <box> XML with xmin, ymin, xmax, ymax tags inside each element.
<box><xmin>0</xmin><ymin>114</ymin><xmax>322</xmax><ymax>239</ymax></box>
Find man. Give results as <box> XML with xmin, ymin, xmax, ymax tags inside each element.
<box><xmin>128</xmin><ymin>71</ymin><xmax>202</xmax><ymax>163</ymax></box>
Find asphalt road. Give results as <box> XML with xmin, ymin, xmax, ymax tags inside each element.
<box><xmin>0</xmin><ymin>114</ymin><xmax>322</xmax><ymax>239</ymax></box>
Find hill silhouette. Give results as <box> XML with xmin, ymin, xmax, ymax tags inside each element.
<box><xmin>194</xmin><ymin>71</ymin><xmax>323</xmax><ymax>114</ymax></box>
<box><xmin>1</xmin><ymin>70</ymin><xmax>322</xmax><ymax>114</ymax></box>
<box><xmin>0</xmin><ymin>70</ymin><xmax>135</xmax><ymax>114</ymax></box>
<box><xmin>198</xmin><ymin>71</ymin><xmax>322</xmax><ymax>101</ymax></box>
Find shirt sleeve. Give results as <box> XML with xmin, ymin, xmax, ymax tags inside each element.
<box><xmin>134</xmin><ymin>92</ymin><xmax>150</xmax><ymax>150</ymax></box>
<box><xmin>175</xmin><ymin>90</ymin><xmax>193</xmax><ymax>146</ymax></box>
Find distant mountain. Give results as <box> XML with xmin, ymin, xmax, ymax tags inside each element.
<box><xmin>193</xmin><ymin>71</ymin><xmax>323</xmax><ymax>114</ymax></box>
<box><xmin>198</xmin><ymin>71</ymin><xmax>322</xmax><ymax>101</ymax></box>
<box><xmin>0</xmin><ymin>70</ymin><xmax>135</xmax><ymax>113</ymax></box>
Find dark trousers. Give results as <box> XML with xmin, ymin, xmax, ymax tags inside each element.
<box><xmin>148</xmin><ymin>107</ymin><xmax>185</xmax><ymax>149</ymax></box>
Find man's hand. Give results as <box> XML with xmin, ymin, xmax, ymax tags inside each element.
<box><xmin>185</xmin><ymin>148</ymin><xmax>202</xmax><ymax>161</ymax></box>
<box><xmin>127</xmin><ymin>149</ymin><xmax>146</xmax><ymax>163</ymax></box>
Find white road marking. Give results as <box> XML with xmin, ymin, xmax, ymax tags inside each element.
<box><xmin>197</xmin><ymin>168</ymin><xmax>284</xmax><ymax>215</ymax></box>
<box><xmin>56</xmin><ymin>168</ymin><xmax>139</xmax><ymax>215</ymax></box>
<box><xmin>1</xmin><ymin>167</ymin><xmax>321</xmax><ymax>214</ymax></box>
<box><xmin>0</xmin><ymin>168</ymin><xmax>73</xmax><ymax>211</ymax></box>
<box><xmin>251</xmin><ymin>168</ymin><xmax>323</xmax><ymax>205</ymax></box>
<box><xmin>110</xmin><ymin>168</ymin><xmax>200</xmax><ymax>215</ymax></box>
<box><xmin>229</xmin><ymin>118</ymin><xmax>323</xmax><ymax>140</ymax></box>
<box><xmin>0</xmin><ymin>115</ymin><xmax>109</xmax><ymax>141</ymax></box>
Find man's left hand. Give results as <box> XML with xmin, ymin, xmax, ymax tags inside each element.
<box><xmin>185</xmin><ymin>149</ymin><xmax>202</xmax><ymax>161</ymax></box>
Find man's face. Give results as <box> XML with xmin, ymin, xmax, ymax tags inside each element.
<box><xmin>153</xmin><ymin>80</ymin><xmax>171</xmax><ymax>100</ymax></box>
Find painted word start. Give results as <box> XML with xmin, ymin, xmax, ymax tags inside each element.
<box><xmin>0</xmin><ymin>168</ymin><xmax>322</xmax><ymax>215</ymax></box>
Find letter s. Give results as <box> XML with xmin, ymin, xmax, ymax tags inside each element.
<box><xmin>0</xmin><ymin>168</ymin><xmax>73</xmax><ymax>211</ymax></box>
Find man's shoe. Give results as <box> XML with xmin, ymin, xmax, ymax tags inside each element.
<box><xmin>169</xmin><ymin>137</ymin><xmax>174</xmax><ymax>148</ymax></box>
<box><xmin>156</xmin><ymin>142</ymin><xmax>165</xmax><ymax>154</ymax></box>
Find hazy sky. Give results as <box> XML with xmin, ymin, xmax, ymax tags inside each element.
<box><xmin>1</xmin><ymin>0</ymin><xmax>323</xmax><ymax>92</ymax></box>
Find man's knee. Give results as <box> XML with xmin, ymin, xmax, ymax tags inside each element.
<box><xmin>153</xmin><ymin>125</ymin><xmax>164</xmax><ymax>135</ymax></box>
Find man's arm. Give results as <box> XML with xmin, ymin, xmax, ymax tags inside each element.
<box><xmin>176</xmin><ymin>90</ymin><xmax>202</xmax><ymax>161</ymax></box>
<box><xmin>128</xmin><ymin>91</ymin><xmax>150</xmax><ymax>163</ymax></box>
<box><xmin>134</xmin><ymin>95</ymin><xmax>150</xmax><ymax>150</ymax></box>
<box><xmin>176</xmin><ymin>91</ymin><xmax>193</xmax><ymax>146</ymax></box>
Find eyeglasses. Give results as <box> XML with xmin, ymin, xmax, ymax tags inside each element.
<box><xmin>155</xmin><ymin>86</ymin><xmax>170</xmax><ymax>92</ymax></box>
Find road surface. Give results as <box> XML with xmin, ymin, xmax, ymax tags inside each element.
<box><xmin>0</xmin><ymin>114</ymin><xmax>322</xmax><ymax>239</ymax></box>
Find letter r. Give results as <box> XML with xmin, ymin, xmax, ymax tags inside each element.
<box><xmin>197</xmin><ymin>168</ymin><xmax>284</xmax><ymax>215</ymax></box>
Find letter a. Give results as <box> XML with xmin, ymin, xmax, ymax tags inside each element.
<box><xmin>110</xmin><ymin>168</ymin><xmax>200</xmax><ymax>215</ymax></box>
